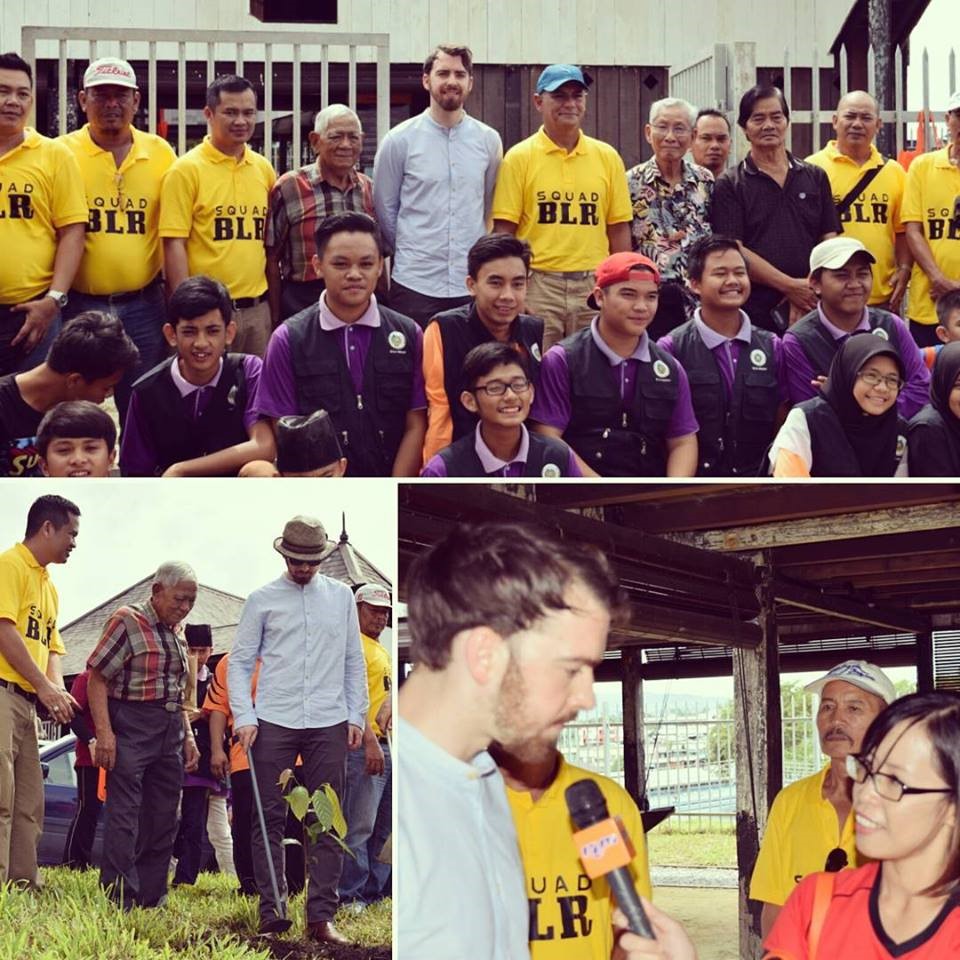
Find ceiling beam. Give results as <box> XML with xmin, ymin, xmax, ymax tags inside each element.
<box><xmin>771</xmin><ymin>527</ymin><xmax>960</xmax><ymax>566</ymax></box>
<box><xmin>783</xmin><ymin>550</ymin><xmax>960</xmax><ymax>583</ymax></box>
<box><xmin>772</xmin><ymin>580</ymin><xmax>929</xmax><ymax>634</ymax></box>
<box><xmin>612</xmin><ymin>601</ymin><xmax>762</xmax><ymax>649</ymax></box>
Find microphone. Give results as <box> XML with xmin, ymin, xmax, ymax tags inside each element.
<box><xmin>565</xmin><ymin>777</ymin><xmax>655</xmax><ymax>940</ymax></box>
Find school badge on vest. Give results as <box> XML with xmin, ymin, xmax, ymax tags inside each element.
<box><xmin>896</xmin><ymin>434</ymin><xmax>906</xmax><ymax>459</ymax></box>
<box><xmin>872</xmin><ymin>327</ymin><xmax>889</xmax><ymax>341</ymax></box>
<box><xmin>531</xmin><ymin>342</ymin><xmax>542</xmax><ymax>362</ymax></box>
<box><xmin>388</xmin><ymin>330</ymin><xmax>407</xmax><ymax>351</ymax></box>
<box><xmin>652</xmin><ymin>359</ymin><xmax>671</xmax><ymax>379</ymax></box>
<box><xmin>541</xmin><ymin>462</ymin><xmax>561</xmax><ymax>478</ymax></box>
<box><xmin>750</xmin><ymin>348</ymin><xmax>767</xmax><ymax>368</ymax></box>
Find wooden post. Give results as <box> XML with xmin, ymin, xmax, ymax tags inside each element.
<box><xmin>917</xmin><ymin>630</ymin><xmax>934</xmax><ymax>692</ymax></box>
<box><xmin>868</xmin><ymin>0</ymin><xmax>894</xmax><ymax>157</ymax></box>
<box><xmin>621</xmin><ymin>647</ymin><xmax>647</xmax><ymax>810</ymax></box>
<box><xmin>734</xmin><ymin>554</ymin><xmax>781</xmax><ymax>960</ymax></box>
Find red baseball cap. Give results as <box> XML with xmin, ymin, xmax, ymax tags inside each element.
<box><xmin>587</xmin><ymin>253</ymin><xmax>660</xmax><ymax>308</ymax></box>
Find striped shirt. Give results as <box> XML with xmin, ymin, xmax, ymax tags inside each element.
<box><xmin>86</xmin><ymin>600</ymin><xmax>187</xmax><ymax>703</ymax></box>
<box><xmin>265</xmin><ymin>165</ymin><xmax>374</xmax><ymax>283</ymax></box>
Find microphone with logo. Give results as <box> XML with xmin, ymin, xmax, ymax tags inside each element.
<box><xmin>565</xmin><ymin>778</ymin><xmax>655</xmax><ymax>940</ymax></box>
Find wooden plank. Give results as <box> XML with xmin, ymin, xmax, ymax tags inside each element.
<box><xmin>503</xmin><ymin>65</ymin><xmax>523</xmax><ymax>150</ymax></box>
<box><xmin>786</xmin><ymin>551</ymin><xmax>960</xmax><ymax>584</ymax></box>
<box><xmin>619</xmin><ymin>67</ymin><xmax>643</xmax><ymax>170</ymax></box>
<box><xmin>773</xmin><ymin>581</ymin><xmax>929</xmax><ymax>634</ymax></box>
<box><xmin>575</xmin><ymin>0</ymin><xmax>598</xmax><ymax>67</ymax></box>
<box><xmin>773</xmin><ymin>526</ymin><xmax>960</xmax><ymax>567</ymax></box>
<box><xmin>595</xmin><ymin>65</ymin><xmax>621</xmax><ymax>151</ymax></box>
<box><xmin>621</xmin><ymin>648</ymin><xmax>646</xmax><ymax>809</ymax></box>
<box><xmin>917</xmin><ymin>631</ymin><xmax>934</xmax><ymax>693</ymax></box>
<box><xmin>519</xmin><ymin>65</ymin><xmax>536</xmax><ymax>140</ymax></box>
<box><xmin>580</xmin><ymin>62</ymin><xmax>599</xmax><ymax>140</ymax></box>
<box><xmin>638</xmin><ymin>66</ymin><xmax>667</xmax><ymax>163</ymax></box>
<box><xmin>614</xmin><ymin>601</ymin><xmax>762</xmax><ymax>649</ymax></box>
<box><xmin>481</xmin><ymin>65</ymin><xmax>505</xmax><ymax>144</ymax></box>
<box><xmin>469</xmin><ymin>63</ymin><xmax>485</xmax><ymax>126</ymax></box>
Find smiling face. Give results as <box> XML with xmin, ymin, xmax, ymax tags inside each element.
<box><xmin>646</xmin><ymin>104</ymin><xmax>694</xmax><ymax>167</ymax></box>
<box><xmin>164</xmin><ymin>308</ymin><xmax>235</xmax><ymax>385</ymax></box>
<box><xmin>534</xmin><ymin>81</ymin><xmax>587</xmax><ymax>138</ymax></box>
<box><xmin>204</xmin><ymin>88</ymin><xmax>257</xmax><ymax>151</ymax></box>
<box><xmin>44</xmin><ymin>514</ymin><xmax>80</xmax><ymax>565</ymax></box>
<box><xmin>461</xmin><ymin>361</ymin><xmax>533</xmax><ymax>430</ymax></box>
<box><xmin>816</xmin><ymin>680</ymin><xmax>886</xmax><ymax>761</ymax></box>
<box><xmin>852</xmin><ymin>354</ymin><xmax>901</xmax><ymax>416</ymax></box>
<box><xmin>313</xmin><ymin>230</ymin><xmax>382</xmax><ymax>319</ymax></box>
<box><xmin>813</xmin><ymin>253</ymin><xmax>874</xmax><ymax>322</ymax></box>
<box><xmin>79</xmin><ymin>83</ymin><xmax>140</xmax><ymax>137</ymax></box>
<box><xmin>423</xmin><ymin>51</ymin><xmax>473</xmax><ymax>113</ymax></box>
<box><xmin>151</xmin><ymin>579</ymin><xmax>198</xmax><ymax>627</ymax></box>
<box><xmin>596</xmin><ymin>277</ymin><xmax>660</xmax><ymax>341</ymax></box>
<box><xmin>853</xmin><ymin>719</ymin><xmax>956</xmax><ymax>868</ymax></box>
<box><xmin>689</xmin><ymin>247</ymin><xmax>750</xmax><ymax>312</ymax></box>
<box><xmin>0</xmin><ymin>67</ymin><xmax>32</xmax><ymax>138</ymax></box>
<box><xmin>41</xmin><ymin>437</ymin><xmax>114</xmax><ymax>478</ymax></box>
<box><xmin>491</xmin><ymin>580</ymin><xmax>610</xmax><ymax>764</ymax></box>
<box><xmin>466</xmin><ymin>256</ymin><xmax>529</xmax><ymax>338</ymax></box>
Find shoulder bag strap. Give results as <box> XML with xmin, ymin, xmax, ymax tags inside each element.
<box><xmin>807</xmin><ymin>870</ymin><xmax>837</xmax><ymax>960</ymax></box>
<box><xmin>834</xmin><ymin>161</ymin><xmax>886</xmax><ymax>219</ymax></box>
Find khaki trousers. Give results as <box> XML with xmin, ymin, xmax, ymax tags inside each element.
<box><xmin>231</xmin><ymin>300</ymin><xmax>273</xmax><ymax>358</ymax></box>
<box><xmin>526</xmin><ymin>269</ymin><xmax>597</xmax><ymax>351</ymax></box>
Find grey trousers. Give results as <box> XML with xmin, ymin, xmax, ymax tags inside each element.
<box><xmin>99</xmin><ymin>700</ymin><xmax>184</xmax><ymax>909</ymax></box>
<box><xmin>250</xmin><ymin>719</ymin><xmax>347</xmax><ymax>924</ymax></box>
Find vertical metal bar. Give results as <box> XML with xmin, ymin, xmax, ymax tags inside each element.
<box><xmin>264</xmin><ymin>43</ymin><xmax>273</xmax><ymax>166</ymax></box>
<box><xmin>207</xmin><ymin>42</ymin><xmax>216</xmax><ymax>88</ymax></box>
<box><xmin>348</xmin><ymin>44</ymin><xmax>357</xmax><ymax>113</ymax></box>
<box><xmin>120</xmin><ymin>40</ymin><xmax>127</xmax><ymax>61</ymax></box>
<box><xmin>58</xmin><ymin>39</ymin><xmax>68</xmax><ymax>136</ymax></box>
<box><xmin>867</xmin><ymin>44</ymin><xmax>876</xmax><ymax>99</ymax></box>
<box><xmin>148</xmin><ymin>42</ymin><xmax>157</xmax><ymax>135</ymax></box>
<box><xmin>839</xmin><ymin>44</ymin><xmax>848</xmax><ymax>98</ymax></box>
<box><xmin>321</xmin><ymin>44</ymin><xmax>330</xmax><ymax>110</ymax></box>
<box><xmin>377</xmin><ymin>40</ymin><xmax>390</xmax><ymax>150</ymax></box>
<box><xmin>292</xmin><ymin>45</ymin><xmax>302</xmax><ymax>169</ymax></box>
<box><xmin>782</xmin><ymin>48</ymin><xmax>792</xmax><ymax>153</ymax></box>
<box><xmin>894</xmin><ymin>45</ymin><xmax>904</xmax><ymax>158</ymax></box>
<box><xmin>90</xmin><ymin>40</ymin><xmax>99</xmax><ymax>62</ymax></box>
<box><xmin>236</xmin><ymin>42</ymin><xmax>244</xmax><ymax>78</ymax></box>
<box><xmin>812</xmin><ymin>45</ymin><xmax>821</xmax><ymax>151</ymax></box>
<box><xmin>922</xmin><ymin>47</ymin><xmax>931</xmax><ymax>152</ymax></box>
<box><xmin>177</xmin><ymin>41</ymin><xmax>187</xmax><ymax>157</ymax></box>
<box><xmin>950</xmin><ymin>48</ymin><xmax>957</xmax><ymax>104</ymax></box>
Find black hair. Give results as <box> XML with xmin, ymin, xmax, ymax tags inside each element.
<box><xmin>46</xmin><ymin>312</ymin><xmax>139</xmax><ymax>381</ymax></box>
<box><xmin>737</xmin><ymin>84</ymin><xmax>790</xmax><ymax>129</ymax></box>
<box><xmin>694</xmin><ymin>108</ymin><xmax>730</xmax><ymax>131</ymax></box>
<box><xmin>206</xmin><ymin>75</ymin><xmax>255</xmax><ymax>110</ymax></box>
<box><xmin>24</xmin><ymin>495</ymin><xmax>80</xmax><ymax>539</ymax></box>
<box><xmin>0</xmin><ymin>52</ymin><xmax>32</xmax><ymax>85</ymax></box>
<box><xmin>936</xmin><ymin>289</ymin><xmax>960</xmax><ymax>327</ymax></box>
<box><xmin>168</xmin><ymin>275</ymin><xmax>233</xmax><ymax>327</ymax></box>
<box><xmin>686</xmin><ymin>234</ymin><xmax>745</xmax><ymax>281</ymax></box>
<box><xmin>36</xmin><ymin>401</ymin><xmax>117</xmax><ymax>458</ymax></box>
<box><xmin>423</xmin><ymin>44</ymin><xmax>473</xmax><ymax>76</ymax></box>
<box><xmin>315</xmin><ymin>211</ymin><xmax>383</xmax><ymax>258</ymax></box>
<box><xmin>461</xmin><ymin>342</ymin><xmax>530</xmax><ymax>389</ymax></box>
<box><xmin>467</xmin><ymin>234</ymin><xmax>531</xmax><ymax>279</ymax></box>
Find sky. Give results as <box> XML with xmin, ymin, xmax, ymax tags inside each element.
<box><xmin>1</xmin><ymin>480</ymin><xmax>397</xmax><ymax>625</ymax></box>
<box><xmin>906</xmin><ymin>0</ymin><xmax>955</xmax><ymax>109</ymax></box>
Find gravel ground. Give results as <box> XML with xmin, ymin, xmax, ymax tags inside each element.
<box><xmin>651</xmin><ymin>865</ymin><xmax>740</xmax><ymax>889</ymax></box>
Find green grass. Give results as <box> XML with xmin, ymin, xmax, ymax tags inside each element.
<box><xmin>647</xmin><ymin>829</ymin><xmax>737</xmax><ymax>869</ymax></box>
<box><xmin>0</xmin><ymin>868</ymin><xmax>391</xmax><ymax>959</ymax></box>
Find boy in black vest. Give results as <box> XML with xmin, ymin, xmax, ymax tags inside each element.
<box><xmin>120</xmin><ymin>276</ymin><xmax>272</xmax><ymax>476</ymax></box>
<box><xmin>422</xmin><ymin>233</ymin><xmax>543</xmax><ymax>463</ymax></box>
<box><xmin>658</xmin><ymin>234</ymin><xmax>787</xmax><ymax>476</ymax></box>
<box><xmin>255</xmin><ymin>212</ymin><xmax>427</xmax><ymax>476</ymax></box>
<box><xmin>421</xmin><ymin>341</ymin><xmax>578</xmax><ymax>477</ymax></box>
<box><xmin>530</xmin><ymin>252</ymin><xmax>699</xmax><ymax>477</ymax></box>
<box><xmin>782</xmin><ymin>236</ymin><xmax>929</xmax><ymax>416</ymax></box>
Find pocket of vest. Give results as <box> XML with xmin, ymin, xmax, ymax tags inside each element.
<box><xmin>741</xmin><ymin>376</ymin><xmax>779</xmax><ymax>423</ymax></box>
<box><xmin>638</xmin><ymin>379</ymin><xmax>677</xmax><ymax>422</ymax></box>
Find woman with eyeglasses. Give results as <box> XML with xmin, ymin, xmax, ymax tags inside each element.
<box><xmin>616</xmin><ymin>691</ymin><xmax>960</xmax><ymax>959</ymax></box>
<box><xmin>907</xmin><ymin>341</ymin><xmax>960</xmax><ymax>476</ymax></box>
<box><xmin>768</xmin><ymin>333</ymin><xmax>909</xmax><ymax>476</ymax></box>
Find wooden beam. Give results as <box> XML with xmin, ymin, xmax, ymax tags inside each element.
<box><xmin>663</xmin><ymin>502</ymin><xmax>960</xmax><ymax>553</ymax></box>
<box><xmin>918</xmin><ymin>631</ymin><xmax>934</xmax><ymax>693</ymax></box>
<box><xmin>784</xmin><ymin>550</ymin><xmax>960</xmax><ymax>583</ymax></box>
<box><xmin>613</xmin><ymin>602</ymin><xmax>762</xmax><ymax>649</ymax></box>
<box><xmin>773</xmin><ymin>527</ymin><xmax>960</xmax><ymax>567</ymax></box>
<box><xmin>532</xmin><ymin>483</ymin><xmax>757</xmax><ymax>510</ymax></box>
<box><xmin>772</xmin><ymin>581</ymin><xmax>929</xmax><ymax>634</ymax></box>
<box><xmin>621</xmin><ymin>648</ymin><xmax>647</xmax><ymax>811</ymax></box>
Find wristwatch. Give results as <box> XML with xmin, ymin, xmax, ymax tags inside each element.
<box><xmin>45</xmin><ymin>289</ymin><xmax>69</xmax><ymax>308</ymax></box>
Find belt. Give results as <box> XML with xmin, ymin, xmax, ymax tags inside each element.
<box><xmin>76</xmin><ymin>276</ymin><xmax>162</xmax><ymax>305</ymax></box>
<box><xmin>231</xmin><ymin>293</ymin><xmax>268</xmax><ymax>310</ymax></box>
<box><xmin>0</xmin><ymin>678</ymin><xmax>38</xmax><ymax>705</ymax></box>
<box><xmin>136</xmin><ymin>699</ymin><xmax>183</xmax><ymax>712</ymax></box>
<box><xmin>534</xmin><ymin>269</ymin><xmax>594</xmax><ymax>280</ymax></box>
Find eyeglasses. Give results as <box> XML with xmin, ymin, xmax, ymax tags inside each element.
<box><xmin>856</xmin><ymin>370</ymin><xmax>902</xmax><ymax>391</ymax></box>
<box><xmin>286</xmin><ymin>557</ymin><xmax>322</xmax><ymax>568</ymax></box>
<box><xmin>823</xmin><ymin>847</ymin><xmax>848</xmax><ymax>872</ymax></box>
<box><xmin>472</xmin><ymin>377</ymin><xmax>531</xmax><ymax>397</ymax></box>
<box><xmin>651</xmin><ymin>123</ymin><xmax>691</xmax><ymax>137</ymax></box>
<box><xmin>846</xmin><ymin>753</ymin><xmax>954</xmax><ymax>803</ymax></box>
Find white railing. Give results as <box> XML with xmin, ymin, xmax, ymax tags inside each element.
<box><xmin>21</xmin><ymin>26</ymin><xmax>390</xmax><ymax>172</ymax></box>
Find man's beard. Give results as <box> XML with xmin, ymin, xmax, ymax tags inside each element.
<box><xmin>492</xmin><ymin>656</ymin><xmax>561</xmax><ymax>765</ymax></box>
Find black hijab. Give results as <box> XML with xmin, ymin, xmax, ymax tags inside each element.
<box><xmin>930</xmin><ymin>341</ymin><xmax>960</xmax><ymax>451</ymax></box>
<box><xmin>821</xmin><ymin>332</ymin><xmax>904</xmax><ymax>476</ymax></box>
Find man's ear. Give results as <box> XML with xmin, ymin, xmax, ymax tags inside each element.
<box><xmin>460</xmin><ymin>390</ymin><xmax>479</xmax><ymax>413</ymax></box>
<box><xmin>163</xmin><ymin>322</ymin><xmax>178</xmax><ymax>349</ymax></box>
<box><xmin>462</xmin><ymin>626</ymin><xmax>506</xmax><ymax>686</ymax></box>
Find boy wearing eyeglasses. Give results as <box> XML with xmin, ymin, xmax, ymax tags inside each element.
<box><xmin>782</xmin><ymin>236</ymin><xmax>930</xmax><ymax>416</ymax></box>
<box><xmin>421</xmin><ymin>341</ymin><xmax>578</xmax><ymax>477</ymax></box>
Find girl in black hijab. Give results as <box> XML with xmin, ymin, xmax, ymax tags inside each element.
<box><xmin>769</xmin><ymin>333</ymin><xmax>908</xmax><ymax>477</ymax></box>
<box><xmin>907</xmin><ymin>341</ymin><xmax>960</xmax><ymax>476</ymax></box>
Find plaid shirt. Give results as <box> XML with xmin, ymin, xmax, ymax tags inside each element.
<box><xmin>86</xmin><ymin>600</ymin><xmax>187</xmax><ymax>703</ymax></box>
<box><xmin>265</xmin><ymin>164</ymin><xmax>375</xmax><ymax>283</ymax></box>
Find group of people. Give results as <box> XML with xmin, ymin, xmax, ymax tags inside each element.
<box><xmin>3</xmin><ymin>42</ymin><xmax>960</xmax><ymax>479</ymax></box>
<box><xmin>0</xmin><ymin>497</ymin><xmax>392</xmax><ymax>948</ymax></box>
<box><xmin>399</xmin><ymin>521</ymin><xmax>960</xmax><ymax>960</ymax></box>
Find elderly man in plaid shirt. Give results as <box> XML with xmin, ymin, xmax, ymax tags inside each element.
<box><xmin>85</xmin><ymin>561</ymin><xmax>200</xmax><ymax>910</ymax></box>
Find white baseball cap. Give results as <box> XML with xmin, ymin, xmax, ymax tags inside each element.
<box><xmin>809</xmin><ymin>236</ymin><xmax>876</xmax><ymax>274</ymax></box>
<box><xmin>355</xmin><ymin>583</ymin><xmax>391</xmax><ymax>609</ymax></box>
<box><xmin>83</xmin><ymin>57</ymin><xmax>138</xmax><ymax>90</ymax></box>
<box><xmin>947</xmin><ymin>91</ymin><xmax>960</xmax><ymax>113</ymax></box>
<box><xmin>803</xmin><ymin>659</ymin><xmax>896</xmax><ymax>705</ymax></box>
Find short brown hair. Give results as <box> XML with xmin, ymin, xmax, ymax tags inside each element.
<box><xmin>423</xmin><ymin>44</ymin><xmax>473</xmax><ymax>76</ymax></box>
<box><xmin>406</xmin><ymin>521</ymin><xmax>623</xmax><ymax>669</ymax></box>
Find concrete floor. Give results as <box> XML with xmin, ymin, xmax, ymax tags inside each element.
<box><xmin>654</xmin><ymin>886</ymin><xmax>740</xmax><ymax>960</ymax></box>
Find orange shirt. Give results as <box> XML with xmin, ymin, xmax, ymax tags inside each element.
<box><xmin>202</xmin><ymin>653</ymin><xmax>260</xmax><ymax>774</ymax></box>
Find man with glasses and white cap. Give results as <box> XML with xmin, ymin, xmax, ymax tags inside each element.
<box><xmin>59</xmin><ymin>57</ymin><xmax>176</xmax><ymax>426</ymax></box>
<box><xmin>782</xmin><ymin>235</ymin><xmax>930</xmax><ymax>417</ymax></box>
<box><xmin>229</xmin><ymin>516</ymin><xmax>367</xmax><ymax>943</ymax></box>
<box><xmin>750</xmin><ymin>658</ymin><xmax>897</xmax><ymax>939</ymax></box>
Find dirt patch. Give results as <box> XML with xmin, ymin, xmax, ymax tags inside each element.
<box><xmin>242</xmin><ymin>935</ymin><xmax>390</xmax><ymax>960</ymax></box>
<box><xmin>654</xmin><ymin>886</ymin><xmax>739</xmax><ymax>960</ymax></box>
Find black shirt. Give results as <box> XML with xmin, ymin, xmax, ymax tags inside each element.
<box><xmin>710</xmin><ymin>152</ymin><xmax>840</xmax><ymax>331</ymax></box>
<box><xmin>0</xmin><ymin>374</ymin><xmax>43</xmax><ymax>477</ymax></box>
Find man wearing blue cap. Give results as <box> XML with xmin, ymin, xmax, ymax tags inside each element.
<box><xmin>493</xmin><ymin>64</ymin><xmax>632</xmax><ymax>350</ymax></box>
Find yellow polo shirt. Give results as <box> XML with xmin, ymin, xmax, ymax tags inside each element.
<box><xmin>159</xmin><ymin>137</ymin><xmax>276</xmax><ymax>298</ymax></box>
<box><xmin>505</xmin><ymin>756</ymin><xmax>652</xmax><ymax>960</ymax></box>
<box><xmin>0</xmin><ymin>542</ymin><xmax>65</xmax><ymax>692</ymax></box>
<box><xmin>749</xmin><ymin>765</ymin><xmax>859</xmax><ymax>907</ymax></box>
<box><xmin>493</xmin><ymin>127</ymin><xmax>632</xmax><ymax>272</ymax></box>
<box><xmin>60</xmin><ymin>124</ymin><xmax>176</xmax><ymax>295</ymax></box>
<box><xmin>361</xmin><ymin>632</ymin><xmax>391</xmax><ymax>738</ymax></box>
<box><xmin>901</xmin><ymin>146</ymin><xmax>960</xmax><ymax>326</ymax></box>
<box><xmin>806</xmin><ymin>142</ymin><xmax>906</xmax><ymax>305</ymax></box>
<box><xmin>0</xmin><ymin>129</ymin><xmax>87</xmax><ymax>304</ymax></box>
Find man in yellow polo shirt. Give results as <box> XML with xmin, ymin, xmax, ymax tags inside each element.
<box><xmin>0</xmin><ymin>494</ymin><xmax>82</xmax><ymax>887</ymax></box>
<box><xmin>490</xmin><ymin>738</ymin><xmax>652</xmax><ymax>960</ymax></box>
<box><xmin>340</xmin><ymin>582</ymin><xmax>392</xmax><ymax>909</ymax></box>
<box><xmin>807</xmin><ymin>90</ymin><xmax>911</xmax><ymax>314</ymax></box>
<box><xmin>60</xmin><ymin>57</ymin><xmax>177</xmax><ymax>425</ymax></box>
<box><xmin>493</xmin><ymin>64</ymin><xmax>632</xmax><ymax>350</ymax></box>
<box><xmin>0</xmin><ymin>52</ymin><xmax>86</xmax><ymax>377</ymax></box>
<box><xmin>749</xmin><ymin>659</ymin><xmax>895</xmax><ymax>938</ymax></box>
<box><xmin>903</xmin><ymin>90</ymin><xmax>960</xmax><ymax>348</ymax></box>
<box><xmin>161</xmin><ymin>75</ymin><xmax>276</xmax><ymax>356</ymax></box>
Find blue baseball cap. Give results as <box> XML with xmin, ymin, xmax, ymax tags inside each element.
<box><xmin>536</xmin><ymin>64</ymin><xmax>591</xmax><ymax>94</ymax></box>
